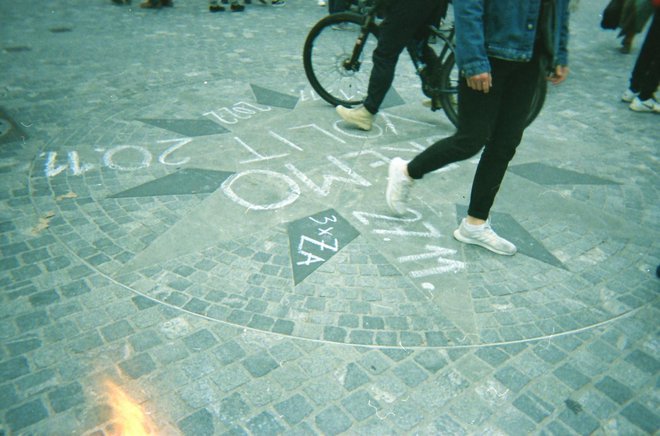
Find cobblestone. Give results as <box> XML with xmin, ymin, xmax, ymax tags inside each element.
<box><xmin>0</xmin><ymin>0</ymin><xmax>658</xmax><ymax>434</ymax></box>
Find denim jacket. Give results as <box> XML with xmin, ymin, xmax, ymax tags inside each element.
<box><xmin>453</xmin><ymin>0</ymin><xmax>570</xmax><ymax>78</ymax></box>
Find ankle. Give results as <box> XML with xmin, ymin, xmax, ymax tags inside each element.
<box><xmin>465</xmin><ymin>216</ymin><xmax>486</xmax><ymax>227</ymax></box>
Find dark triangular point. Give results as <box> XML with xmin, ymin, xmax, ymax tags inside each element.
<box><xmin>287</xmin><ymin>209</ymin><xmax>360</xmax><ymax>285</ymax></box>
<box><xmin>138</xmin><ymin>118</ymin><xmax>229</xmax><ymax>137</ymax></box>
<box><xmin>251</xmin><ymin>84</ymin><xmax>299</xmax><ymax>109</ymax></box>
<box><xmin>110</xmin><ymin>168</ymin><xmax>233</xmax><ymax>198</ymax></box>
<box><xmin>456</xmin><ymin>205</ymin><xmax>565</xmax><ymax>269</ymax></box>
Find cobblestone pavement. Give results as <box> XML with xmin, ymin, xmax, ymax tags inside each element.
<box><xmin>1</xmin><ymin>0</ymin><xmax>659</xmax><ymax>434</ymax></box>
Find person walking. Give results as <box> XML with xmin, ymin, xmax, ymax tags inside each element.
<box><xmin>335</xmin><ymin>0</ymin><xmax>445</xmax><ymax>130</ymax></box>
<box><xmin>379</xmin><ymin>0</ymin><xmax>571</xmax><ymax>256</ymax></box>
<box><xmin>622</xmin><ymin>5</ymin><xmax>660</xmax><ymax>112</ymax></box>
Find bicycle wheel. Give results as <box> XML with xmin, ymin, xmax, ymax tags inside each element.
<box><xmin>437</xmin><ymin>53</ymin><xmax>548</xmax><ymax>128</ymax></box>
<box><xmin>303</xmin><ymin>12</ymin><xmax>379</xmax><ymax>107</ymax></box>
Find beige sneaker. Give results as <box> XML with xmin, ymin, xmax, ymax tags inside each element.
<box><xmin>336</xmin><ymin>105</ymin><xmax>374</xmax><ymax>131</ymax></box>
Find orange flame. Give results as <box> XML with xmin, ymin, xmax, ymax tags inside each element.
<box><xmin>105</xmin><ymin>381</ymin><xmax>157</xmax><ymax>436</ymax></box>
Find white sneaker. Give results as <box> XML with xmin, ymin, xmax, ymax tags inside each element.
<box><xmin>336</xmin><ymin>105</ymin><xmax>374</xmax><ymax>130</ymax></box>
<box><xmin>621</xmin><ymin>89</ymin><xmax>638</xmax><ymax>102</ymax></box>
<box><xmin>386</xmin><ymin>158</ymin><xmax>412</xmax><ymax>215</ymax></box>
<box><xmin>629</xmin><ymin>97</ymin><xmax>660</xmax><ymax>113</ymax></box>
<box><xmin>317</xmin><ymin>0</ymin><xmax>326</xmax><ymax>5</ymax></box>
<box><xmin>453</xmin><ymin>218</ymin><xmax>517</xmax><ymax>256</ymax></box>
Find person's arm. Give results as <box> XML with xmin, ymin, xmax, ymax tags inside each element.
<box><xmin>453</xmin><ymin>0</ymin><xmax>492</xmax><ymax>92</ymax></box>
<box><xmin>549</xmin><ymin>0</ymin><xmax>570</xmax><ymax>84</ymax></box>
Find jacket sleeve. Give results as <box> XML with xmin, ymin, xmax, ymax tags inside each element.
<box><xmin>453</xmin><ymin>0</ymin><xmax>491</xmax><ymax>78</ymax></box>
<box><xmin>555</xmin><ymin>0</ymin><xmax>570</xmax><ymax>66</ymax></box>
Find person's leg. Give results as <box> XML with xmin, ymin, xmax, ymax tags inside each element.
<box><xmin>386</xmin><ymin>75</ymin><xmax>501</xmax><ymax>215</ymax></box>
<box><xmin>466</xmin><ymin>57</ymin><xmax>541</xmax><ymax>220</ymax></box>
<box><xmin>363</xmin><ymin>0</ymin><xmax>434</xmax><ymax>114</ymax></box>
<box><xmin>629</xmin><ymin>9</ymin><xmax>660</xmax><ymax>111</ymax></box>
<box><xmin>406</xmin><ymin>79</ymin><xmax>501</xmax><ymax>179</ymax></box>
<box><xmin>337</xmin><ymin>0</ymin><xmax>435</xmax><ymax>130</ymax></box>
<box><xmin>448</xmin><ymin>59</ymin><xmax>538</xmax><ymax>255</ymax></box>
<box><xmin>328</xmin><ymin>0</ymin><xmax>348</xmax><ymax>14</ymax></box>
<box><xmin>636</xmin><ymin>10</ymin><xmax>660</xmax><ymax>100</ymax></box>
<box><xmin>629</xmin><ymin>11</ymin><xmax>658</xmax><ymax>92</ymax></box>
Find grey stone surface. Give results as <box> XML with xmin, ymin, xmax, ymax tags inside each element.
<box><xmin>1</xmin><ymin>0</ymin><xmax>658</xmax><ymax>434</ymax></box>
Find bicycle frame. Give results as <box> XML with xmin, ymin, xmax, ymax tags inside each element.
<box><xmin>342</xmin><ymin>8</ymin><xmax>379</xmax><ymax>72</ymax></box>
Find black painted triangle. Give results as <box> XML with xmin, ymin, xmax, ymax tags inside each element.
<box><xmin>455</xmin><ymin>205</ymin><xmax>565</xmax><ymax>269</ymax></box>
<box><xmin>287</xmin><ymin>209</ymin><xmax>360</xmax><ymax>285</ymax></box>
<box><xmin>110</xmin><ymin>168</ymin><xmax>234</xmax><ymax>198</ymax></box>
<box><xmin>380</xmin><ymin>87</ymin><xmax>406</xmax><ymax>109</ymax></box>
<box><xmin>251</xmin><ymin>84</ymin><xmax>299</xmax><ymax>109</ymax></box>
<box><xmin>137</xmin><ymin>118</ymin><xmax>229</xmax><ymax>137</ymax></box>
<box><xmin>510</xmin><ymin>163</ymin><xmax>619</xmax><ymax>186</ymax></box>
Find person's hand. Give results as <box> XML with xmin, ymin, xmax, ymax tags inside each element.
<box><xmin>466</xmin><ymin>72</ymin><xmax>493</xmax><ymax>93</ymax></box>
<box><xmin>547</xmin><ymin>65</ymin><xmax>569</xmax><ymax>84</ymax></box>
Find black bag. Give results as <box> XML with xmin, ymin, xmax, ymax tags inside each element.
<box><xmin>601</xmin><ymin>0</ymin><xmax>625</xmax><ymax>29</ymax></box>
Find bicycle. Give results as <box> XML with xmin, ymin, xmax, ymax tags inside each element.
<box><xmin>302</xmin><ymin>0</ymin><xmax>546</xmax><ymax>128</ymax></box>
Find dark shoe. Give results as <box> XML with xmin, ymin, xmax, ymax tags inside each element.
<box><xmin>230</xmin><ymin>3</ymin><xmax>245</xmax><ymax>10</ymax></box>
<box><xmin>209</xmin><ymin>4</ymin><xmax>225</xmax><ymax>11</ymax></box>
<box><xmin>140</xmin><ymin>0</ymin><xmax>161</xmax><ymax>8</ymax></box>
<box><xmin>161</xmin><ymin>0</ymin><xmax>173</xmax><ymax>6</ymax></box>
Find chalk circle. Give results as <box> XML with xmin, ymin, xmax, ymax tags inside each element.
<box><xmin>333</xmin><ymin>120</ymin><xmax>383</xmax><ymax>139</ymax></box>
<box><xmin>222</xmin><ymin>169</ymin><xmax>301</xmax><ymax>211</ymax></box>
<box><xmin>103</xmin><ymin>145</ymin><xmax>152</xmax><ymax>171</ymax></box>
<box><xmin>0</xmin><ymin>118</ymin><xmax>11</xmax><ymax>137</ymax></box>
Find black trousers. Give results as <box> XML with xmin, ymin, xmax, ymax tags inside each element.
<box><xmin>328</xmin><ymin>0</ymin><xmax>348</xmax><ymax>14</ymax></box>
<box><xmin>407</xmin><ymin>56</ymin><xmax>543</xmax><ymax>221</ymax></box>
<box><xmin>630</xmin><ymin>8</ymin><xmax>660</xmax><ymax>100</ymax></box>
<box><xmin>363</xmin><ymin>0</ymin><xmax>439</xmax><ymax>114</ymax></box>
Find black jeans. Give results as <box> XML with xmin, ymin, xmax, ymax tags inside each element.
<box><xmin>328</xmin><ymin>0</ymin><xmax>348</xmax><ymax>14</ymax></box>
<box><xmin>363</xmin><ymin>0</ymin><xmax>439</xmax><ymax>114</ymax></box>
<box><xmin>407</xmin><ymin>56</ymin><xmax>543</xmax><ymax>220</ymax></box>
<box><xmin>629</xmin><ymin>8</ymin><xmax>660</xmax><ymax>100</ymax></box>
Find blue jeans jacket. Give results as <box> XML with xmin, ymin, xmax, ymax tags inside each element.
<box><xmin>454</xmin><ymin>0</ymin><xmax>570</xmax><ymax>78</ymax></box>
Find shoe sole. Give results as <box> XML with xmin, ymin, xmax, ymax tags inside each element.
<box><xmin>453</xmin><ymin>229</ymin><xmax>516</xmax><ymax>256</ymax></box>
<box><xmin>629</xmin><ymin>106</ymin><xmax>654</xmax><ymax>112</ymax></box>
